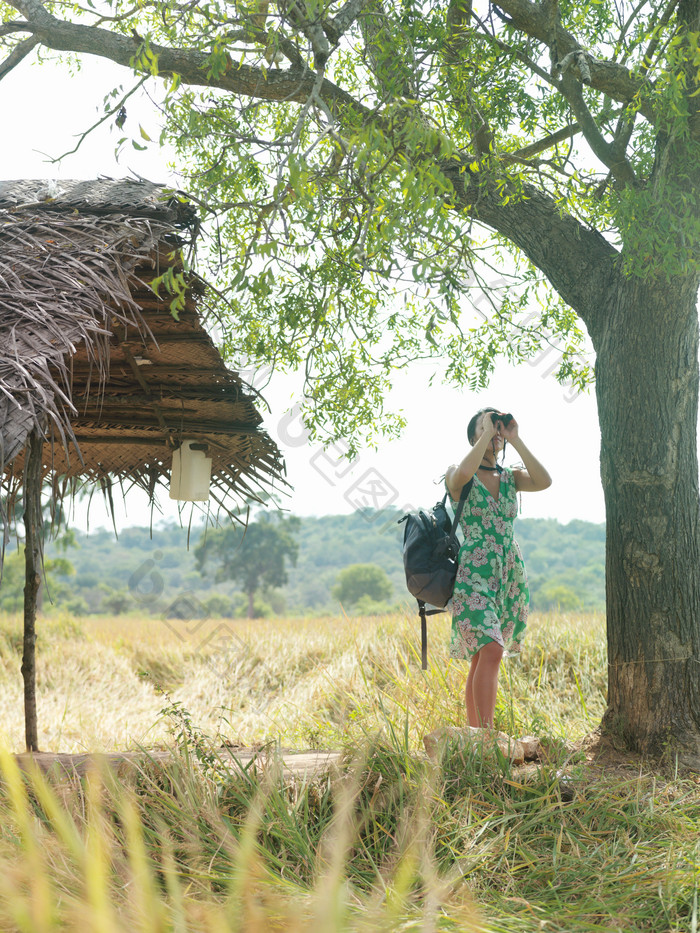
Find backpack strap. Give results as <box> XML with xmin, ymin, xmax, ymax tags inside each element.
<box><xmin>448</xmin><ymin>478</ymin><xmax>472</xmax><ymax>536</ymax></box>
<box><xmin>418</xmin><ymin>480</ymin><xmax>473</xmax><ymax>671</ymax></box>
<box><xmin>418</xmin><ymin>600</ymin><xmax>447</xmax><ymax>670</ymax></box>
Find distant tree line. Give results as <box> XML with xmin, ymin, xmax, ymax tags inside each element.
<box><xmin>0</xmin><ymin>511</ymin><xmax>605</xmax><ymax>617</ymax></box>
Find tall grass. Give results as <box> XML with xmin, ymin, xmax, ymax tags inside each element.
<box><xmin>1</xmin><ymin>609</ymin><xmax>698</xmax><ymax>932</ymax></box>
<box><xmin>0</xmin><ymin>609</ymin><xmax>606</xmax><ymax>753</ymax></box>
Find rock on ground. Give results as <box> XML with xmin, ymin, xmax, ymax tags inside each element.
<box><xmin>423</xmin><ymin>726</ymin><xmax>543</xmax><ymax>765</ymax></box>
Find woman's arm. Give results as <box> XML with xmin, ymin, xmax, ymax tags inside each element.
<box><xmin>505</xmin><ymin>419</ymin><xmax>552</xmax><ymax>492</ymax></box>
<box><xmin>446</xmin><ymin>414</ymin><xmax>497</xmax><ymax>499</ymax></box>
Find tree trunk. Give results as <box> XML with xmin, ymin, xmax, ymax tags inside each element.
<box><xmin>247</xmin><ymin>589</ymin><xmax>255</xmax><ymax>619</ymax></box>
<box><xmin>590</xmin><ymin>274</ymin><xmax>700</xmax><ymax>765</ymax></box>
<box><xmin>22</xmin><ymin>428</ymin><xmax>44</xmax><ymax>753</ymax></box>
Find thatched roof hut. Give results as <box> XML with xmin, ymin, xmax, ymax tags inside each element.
<box><xmin>0</xmin><ymin>178</ymin><xmax>284</xmax><ymax>518</ymax></box>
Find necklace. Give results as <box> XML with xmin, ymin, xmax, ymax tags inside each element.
<box><xmin>478</xmin><ymin>462</ymin><xmax>499</xmax><ymax>471</ymax></box>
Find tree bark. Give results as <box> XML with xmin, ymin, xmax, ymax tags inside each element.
<box><xmin>22</xmin><ymin>428</ymin><xmax>43</xmax><ymax>753</ymax></box>
<box><xmin>589</xmin><ymin>274</ymin><xmax>700</xmax><ymax>765</ymax></box>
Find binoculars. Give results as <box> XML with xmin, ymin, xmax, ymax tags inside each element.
<box><xmin>490</xmin><ymin>412</ymin><xmax>513</xmax><ymax>428</ymax></box>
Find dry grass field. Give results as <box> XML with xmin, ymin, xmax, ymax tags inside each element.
<box><xmin>1</xmin><ymin>608</ymin><xmax>699</xmax><ymax>933</ymax></box>
<box><xmin>0</xmin><ymin>609</ymin><xmax>606</xmax><ymax>753</ymax></box>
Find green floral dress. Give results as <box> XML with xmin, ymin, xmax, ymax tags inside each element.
<box><xmin>447</xmin><ymin>468</ymin><xmax>529</xmax><ymax>660</ymax></box>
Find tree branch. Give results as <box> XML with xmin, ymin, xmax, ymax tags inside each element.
<box><xmin>558</xmin><ymin>69</ymin><xmax>637</xmax><ymax>186</ymax></box>
<box><xmin>492</xmin><ymin>0</ymin><xmax>656</xmax><ymax>123</ymax></box>
<box><xmin>2</xmin><ymin>0</ymin><xmax>371</xmax><ymax>122</ymax></box>
<box><xmin>50</xmin><ymin>76</ymin><xmax>148</xmax><ymax>161</ymax></box>
<box><xmin>0</xmin><ymin>20</ymin><xmax>33</xmax><ymax>35</ymax></box>
<box><xmin>442</xmin><ymin>156</ymin><xmax>619</xmax><ymax>328</ymax></box>
<box><xmin>4</xmin><ymin>0</ymin><xmax>52</xmax><ymax>28</ymax></box>
<box><xmin>0</xmin><ymin>34</ymin><xmax>38</xmax><ymax>80</ymax></box>
<box><xmin>4</xmin><ymin>0</ymin><xmax>621</xmax><ymax>333</ymax></box>
<box><xmin>276</xmin><ymin>0</ymin><xmax>330</xmax><ymax>69</ymax></box>
<box><xmin>323</xmin><ymin>0</ymin><xmax>373</xmax><ymax>45</ymax></box>
<box><xmin>638</xmin><ymin>0</ymin><xmax>680</xmax><ymax>75</ymax></box>
<box><xmin>471</xmin><ymin>10</ymin><xmax>561</xmax><ymax>91</ymax></box>
<box><xmin>479</xmin><ymin>0</ymin><xmax>640</xmax><ymax>185</ymax></box>
<box><xmin>443</xmin><ymin>0</ymin><xmax>495</xmax><ymax>156</ymax></box>
<box><xmin>359</xmin><ymin>0</ymin><xmax>416</xmax><ymax>99</ymax></box>
<box><xmin>507</xmin><ymin>121</ymin><xmax>579</xmax><ymax>160</ymax></box>
<box><xmin>676</xmin><ymin>0</ymin><xmax>700</xmax><ymax>141</ymax></box>
<box><xmin>450</xmin><ymin>4</ymin><xmax>634</xmax><ymax>182</ymax></box>
<box><xmin>609</xmin><ymin>108</ymin><xmax>637</xmax><ymax>176</ymax></box>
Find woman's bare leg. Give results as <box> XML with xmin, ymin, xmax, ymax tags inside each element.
<box><xmin>465</xmin><ymin>652</ymin><xmax>480</xmax><ymax>727</ymax></box>
<box><xmin>465</xmin><ymin>642</ymin><xmax>504</xmax><ymax>727</ymax></box>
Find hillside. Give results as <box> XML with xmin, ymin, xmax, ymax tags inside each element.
<box><xmin>21</xmin><ymin>511</ymin><xmax>607</xmax><ymax>617</ymax></box>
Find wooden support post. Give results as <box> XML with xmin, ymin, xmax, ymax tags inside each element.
<box><xmin>21</xmin><ymin>429</ymin><xmax>43</xmax><ymax>753</ymax></box>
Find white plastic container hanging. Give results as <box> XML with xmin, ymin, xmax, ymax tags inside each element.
<box><xmin>169</xmin><ymin>440</ymin><xmax>212</xmax><ymax>501</ymax></box>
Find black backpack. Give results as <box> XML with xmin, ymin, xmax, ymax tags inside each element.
<box><xmin>397</xmin><ymin>480</ymin><xmax>472</xmax><ymax>669</ymax></box>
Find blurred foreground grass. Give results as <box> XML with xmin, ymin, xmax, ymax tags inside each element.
<box><xmin>1</xmin><ymin>609</ymin><xmax>699</xmax><ymax>932</ymax></box>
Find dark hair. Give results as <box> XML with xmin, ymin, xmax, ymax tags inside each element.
<box><xmin>468</xmin><ymin>407</ymin><xmax>509</xmax><ymax>463</ymax></box>
<box><xmin>467</xmin><ymin>407</ymin><xmax>499</xmax><ymax>444</ymax></box>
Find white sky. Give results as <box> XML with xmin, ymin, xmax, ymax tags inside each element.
<box><xmin>1</xmin><ymin>52</ymin><xmax>606</xmax><ymax>529</ymax></box>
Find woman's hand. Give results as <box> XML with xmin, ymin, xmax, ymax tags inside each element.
<box><xmin>506</xmin><ymin>415</ymin><xmax>553</xmax><ymax>492</ymax></box>
<box><xmin>500</xmin><ymin>414</ymin><xmax>519</xmax><ymax>442</ymax></box>
<box><xmin>478</xmin><ymin>412</ymin><xmax>499</xmax><ymax>441</ymax></box>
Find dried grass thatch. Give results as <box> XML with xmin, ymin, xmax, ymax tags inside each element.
<box><xmin>0</xmin><ymin>178</ymin><xmax>285</xmax><ymax>523</ymax></box>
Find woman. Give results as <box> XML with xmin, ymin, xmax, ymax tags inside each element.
<box><xmin>445</xmin><ymin>408</ymin><xmax>551</xmax><ymax>729</ymax></box>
